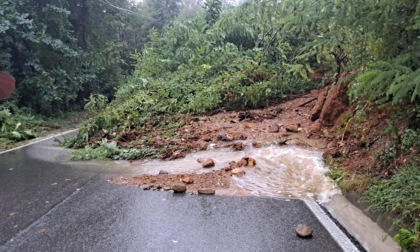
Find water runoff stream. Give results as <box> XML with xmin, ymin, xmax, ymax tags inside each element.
<box><xmin>32</xmin><ymin>137</ymin><xmax>340</xmax><ymax>203</ymax></box>
<box><xmin>101</xmin><ymin>143</ymin><xmax>341</xmax><ymax>203</ymax></box>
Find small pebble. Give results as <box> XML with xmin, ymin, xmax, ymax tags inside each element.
<box><xmin>295</xmin><ymin>224</ymin><xmax>313</xmax><ymax>238</ymax></box>
<box><xmin>197</xmin><ymin>188</ymin><xmax>215</xmax><ymax>195</ymax></box>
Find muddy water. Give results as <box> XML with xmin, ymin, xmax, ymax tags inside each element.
<box><xmin>231</xmin><ymin>145</ymin><xmax>341</xmax><ymax>203</ymax></box>
<box><xmin>127</xmin><ymin>144</ymin><xmax>340</xmax><ymax>203</ymax></box>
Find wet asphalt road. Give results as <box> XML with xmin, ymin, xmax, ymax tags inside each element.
<box><xmin>0</xmin><ymin>134</ymin><xmax>345</xmax><ymax>252</ymax></box>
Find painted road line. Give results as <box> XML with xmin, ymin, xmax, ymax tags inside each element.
<box><xmin>0</xmin><ymin>129</ymin><xmax>77</xmax><ymax>155</ymax></box>
<box><xmin>305</xmin><ymin>200</ymin><xmax>360</xmax><ymax>252</ymax></box>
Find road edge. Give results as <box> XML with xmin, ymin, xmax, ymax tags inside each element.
<box><xmin>0</xmin><ymin>129</ymin><xmax>78</xmax><ymax>155</ymax></box>
<box><xmin>322</xmin><ymin>195</ymin><xmax>401</xmax><ymax>252</ymax></box>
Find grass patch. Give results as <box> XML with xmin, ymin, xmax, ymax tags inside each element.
<box><xmin>71</xmin><ymin>140</ymin><xmax>157</xmax><ymax>161</ymax></box>
<box><xmin>363</xmin><ymin>161</ymin><xmax>420</xmax><ymax>251</ymax></box>
<box><xmin>326</xmin><ymin>159</ymin><xmax>372</xmax><ymax>193</ymax></box>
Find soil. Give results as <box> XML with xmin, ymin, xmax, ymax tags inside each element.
<box><xmin>111</xmin><ymin>71</ymin><xmax>418</xmax><ymax>191</ymax></box>
<box><xmin>108</xmin><ymin>169</ymin><xmax>232</xmax><ymax>192</ymax></box>
<box><xmin>110</xmin><ymin>157</ymin><xmax>257</xmax><ymax>193</ymax></box>
<box><xmin>311</xmin><ymin>72</ymin><xmax>418</xmax><ymax>179</ymax></box>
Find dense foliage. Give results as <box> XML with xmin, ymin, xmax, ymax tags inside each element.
<box><xmin>0</xmin><ymin>0</ymin><xmax>189</xmax><ymax>142</ymax></box>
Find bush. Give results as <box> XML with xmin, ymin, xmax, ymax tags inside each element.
<box><xmin>364</xmin><ymin>162</ymin><xmax>420</xmax><ymax>250</ymax></box>
<box><xmin>71</xmin><ymin>140</ymin><xmax>157</xmax><ymax>161</ymax></box>
<box><xmin>0</xmin><ymin>104</ymin><xmax>40</xmax><ymax>143</ymax></box>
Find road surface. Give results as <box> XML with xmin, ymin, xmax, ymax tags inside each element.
<box><xmin>0</xmin><ymin>133</ymin><xmax>359</xmax><ymax>251</ymax></box>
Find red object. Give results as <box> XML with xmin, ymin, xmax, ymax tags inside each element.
<box><xmin>0</xmin><ymin>71</ymin><xmax>15</xmax><ymax>100</ymax></box>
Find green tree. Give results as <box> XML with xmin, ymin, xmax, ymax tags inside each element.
<box><xmin>0</xmin><ymin>0</ymin><xmax>161</xmax><ymax>115</ymax></box>
<box><xmin>203</xmin><ymin>0</ymin><xmax>222</xmax><ymax>25</ymax></box>
<box><xmin>142</xmin><ymin>0</ymin><xmax>181</xmax><ymax>30</ymax></box>
<box><xmin>0</xmin><ymin>0</ymin><xmax>85</xmax><ymax>113</ymax></box>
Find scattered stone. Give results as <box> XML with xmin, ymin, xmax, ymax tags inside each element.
<box><xmin>38</xmin><ymin>228</ymin><xmax>47</xmax><ymax>234</ymax></box>
<box><xmin>143</xmin><ymin>185</ymin><xmax>152</xmax><ymax>190</ymax></box>
<box><xmin>231</xmin><ymin>168</ymin><xmax>245</xmax><ymax>177</ymax></box>
<box><xmin>218</xmin><ymin>132</ymin><xmax>228</xmax><ymax>141</ymax></box>
<box><xmin>224</xmin><ymin>166</ymin><xmax>233</xmax><ymax>171</ymax></box>
<box><xmin>159</xmin><ymin>170</ymin><xmax>169</xmax><ymax>175</ymax></box>
<box><xmin>252</xmin><ymin>141</ymin><xmax>262</xmax><ymax>148</ymax></box>
<box><xmin>197</xmin><ymin>158</ymin><xmax>206</xmax><ymax>163</ymax></box>
<box><xmin>217</xmin><ymin>132</ymin><xmax>233</xmax><ymax>141</ymax></box>
<box><xmin>182</xmin><ymin>177</ymin><xmax>194</xmax><ymax>184</ymax></box>
<box><xmin>285</xmin><ymin>124</ymin><xmax>300</xmax><ymax>133</ymax></box>
<box><xmin>247</xmin><ymin>158</ymin><xmax>256</xmax><ymax>167</ymax></box>
<box><xmin>197</xmin><ymin>188</ymin><xmax>216</xmax><ymax>195</ymax></box>
<box><xmin>169</xmin><ymin>150</ymin><xmax>184</xmax><ymax>160</ymax></box>
<box><xmin>156</xmin><ymin>185</ymin><xmax>162</xmax><ymax>190</ymax></box>
<box><xmin>236</xmin><ymin>157</ymin><xmax>256</xmax><ymax>167</ymax></box>
<box><xmin>172</xmin><ymin>184</ymin><xmax>187</xmax><ymax>193</ymax></box>
<box><xmin>238</xmin><ymin>111</ymin><xmax>251</xmax><ymax>121</ymax></box>
<box><xmin>232</xmin><ymin>142</ymin><xmax>246</xmax><ymax>151</ymax></box>
<box><xmin>202</xmin><ymin>159</ymin><xmax>215</xmax><ymax>168</ymax></box>
<box><xmin>207</xmin><ymin>143</ymin><xmax>217</xmax><ymax>150</ymax></box>
<box><xmin>163</xmin><ymin>186</ymin><xmax>171</xmax><ymax>191</ymax></box>
<box><xmin>295</xmin><ymin>224</ymin><xmax>313</xmax><ymax>238</ymax></box>
<box><xmin>237</xmin><ymin>158</ymin><xmax>248</xmax><ymax>167</ymax></box>
<box><xmin>195</xmin><ymin>140</ymin><xmax>208</xmax><ymax>150</ymax></box>
<box><xmin>229</xmin><ymin>161</ymin><xmax>237</xmax><ymax>168</ymax></box>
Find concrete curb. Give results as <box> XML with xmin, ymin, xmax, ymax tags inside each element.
<box><xmin>323</xmin><ymin>194</ymin><xmax>401</xmax><ymax>252</ymax></box>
